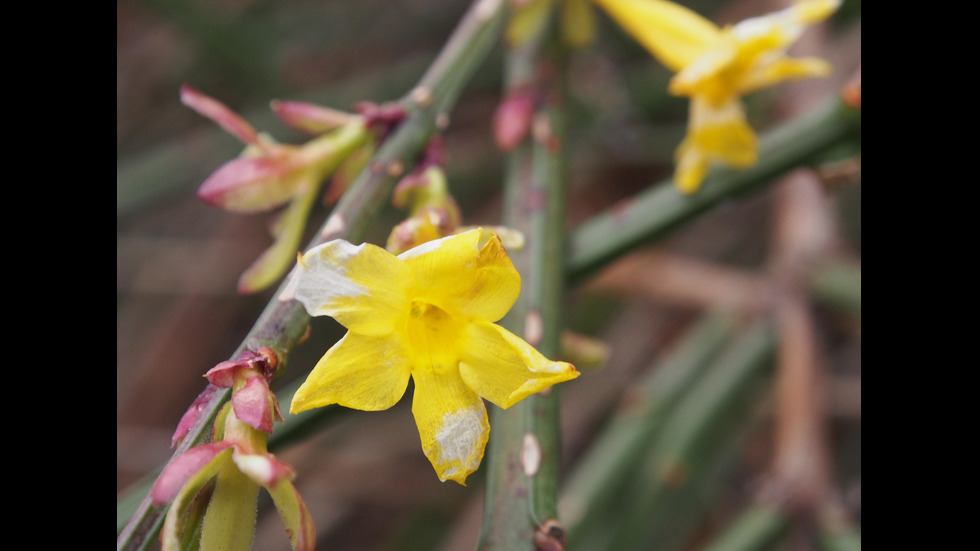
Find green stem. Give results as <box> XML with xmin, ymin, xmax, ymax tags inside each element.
<box><xmin>818</xmin><ymin>523</ymin><xmax>862</xmax><ymax>551</ymax></box>
<box><xmin>702</xmin><ymin>506</ymin><xmax>791</xmax><ymax>551</ymax></box>
<box><xmin>809</xmin><ymin>261</ymin><xmax>861</xmax><ymax>316</ymax></box>
<box><xmin>116</xmin><ymin>1</ymin><xmax>508</xmax><ymax>548</ymax></box>
<box><xmin>567</xmin><ymin>98</ymin><xmax>861</xmax><ymax>284</ymax></box>
<box><xmin>560</xmin><ymin>313</ymin><xmax>737</xmax><ymax>544</ymax></box>
<box><xmin>478</xmin><ymin>15</ymin><xmax>568</xmax><ymax>551</ymax></box>
<box><xmin>602</xmin><ymin>321</ymin><xmax>777</xmax><ymax>551</ymax></box>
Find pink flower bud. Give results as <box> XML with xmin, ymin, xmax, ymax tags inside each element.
<box><xmin>493</xmin><ymin>89</ymin><xmax>536</xmax><ymax>151</ymax></box>
<box><xmin>232</xmin><ymin>376</ymin><xmax>281</xmax><ymax>434</ymax></box>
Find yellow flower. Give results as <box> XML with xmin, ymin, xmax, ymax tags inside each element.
<box><xmin>591</xmin><ymin>0</ymin><xmax>840</xmax><ymax>193</ymax></box>
<box><xmin>288</xmin><ymin>228</ymin><xmax>579</xmax><ymax>484</ymax></box>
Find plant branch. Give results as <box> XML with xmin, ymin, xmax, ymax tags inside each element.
<box><xmin>478</xmin><ymin>13</ymin><xmax>569</xmax><ymax>550</ymax></box>
<box><xmin>116</xmin><ymin>1</ymin><xmax>508</xmax><ymax>548</ymax></box>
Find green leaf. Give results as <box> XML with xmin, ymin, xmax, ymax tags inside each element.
<box><xmin>199</xmin><ymin>465</ymin><xmax>261</xmax><ymax>551</ymax></box>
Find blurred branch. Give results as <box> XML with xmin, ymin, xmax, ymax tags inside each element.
<box><xmin>599</xmin><ymin>321</ymin><xmax>777</xmax><ymax>551</ymax></box>
<box><xmin>809</xmin><ymin>261</ymin><xmax>861</xmax><ymax>317</ymax></box>
<box><xmin>701</xmin><ymin>506</ymin><xmax>791</xmax><ymax>551</ymax></box>
<box><xmin>585</xmin><ymin>252</ymin><xmax>772</xmax><ymax>314</ymax></box>
<box><xmin>567</xmin><ymin>97</ymin><xmax>861</xmax><ymax>284</ymax></box>
<box><xmin>560</xmin><ymin>313</ymin><xmax>738</xmax><ymax>545</ymax></box>
<box><xmin>117</xmin><ymin>1</ymin><xmax>509</xmax><ymax>548</ymax></box>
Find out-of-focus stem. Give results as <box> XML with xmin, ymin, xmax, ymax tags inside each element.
<box><xmin>116</xmin><ymin>2</ymin><xmax>508</xmax><ymax>548</ymax></box>
<box><xmin>702</xmin><ymin>506</ymin><xmax>791</xmax><ymax>551</ymax></box>
<box><xmin>567</xmin><ymin>98</ymin><xmax>860</xmax><ymax>284</ymax></box>
<box><xmin>768</xmin><ymin>168</ymin><xmax>836</xmax><ymax>515</ymax></box>
<box><xmin>602</xmin><ymin>321</ymin><xmax>777</xmax><ymax>551</ymax></box>
<box><xmin>478</xmin><ymin>13</ymin><xmax>569</xmax><ymax>551</ymax></box>
<box><xmin>586</xmin><ymin>252</ymin><xmax>772</xmax><ymax>314</ymax></box>
<box><xmin>560</xmin><ymin>313</ymin><xmax>737</xmax><ymax>544</ymax></box>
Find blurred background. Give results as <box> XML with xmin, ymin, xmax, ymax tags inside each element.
<box><xmin>117</xmin><ymin>0</ymin><xmax>860</xmax><ymax>549</ymax></box>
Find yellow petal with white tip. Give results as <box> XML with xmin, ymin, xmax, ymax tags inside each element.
<box><xmin>293</xmin><ymin>239</ymin><xmax>412</xmax><ymax>335</ymax></box>
<box><xmin>411</xmin><ymin>366</ymin><xmax>489</xmax><ymax>485</ymax></box>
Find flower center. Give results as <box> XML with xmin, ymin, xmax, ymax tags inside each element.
<box><xmin>407</xmin><ymin>301</ymin><xmax>460</xmax><ymax>372</ymax></box>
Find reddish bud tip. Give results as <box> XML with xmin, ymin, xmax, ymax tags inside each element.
<box><xmin>842</xmin><ymin>68</ymin><xmax>861</xmax><ymax>108</ymax></box>
<box><xmin>493</xmin><ymin>90</ymin><xmax>535</xmax><ymax>151</ymax></box>
<box><xmin>180</xmin><ymin>84</ymin><xmax>261</xmax><ymax>146</ymax></box>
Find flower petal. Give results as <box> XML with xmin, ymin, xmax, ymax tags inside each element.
<box><xmin>668</xmin><ymin>38</ymin><xmax>738</xmax><ymax>99</ymax></box>
<box><xmin>592</xmin><ymin>0</ymin><xmax>722</xmax><ymax>72</ymax></box>
<box><xmin>238</xmin><ymin>174</ymin><xmax>321</xmax><ymax>294</ymax></box>
<box><xmin>197</xmin><ymin>155</ymin><xmax>306</xmax><ymax>213</ymax></box>
<box><xmin>290</xmin><ymin>332</ymin><xmax>412</xmax><ymax>413</ymax></box>
<box><xmin>673</xmin><ymin>142</ymin><xmax>710</xmax><ymax>195</ymax></box>
<box><xmin>151</xmin><ymin>442</ymin><xmax>234</xmax><ymax>505</ymax></box>
<box><xmin>673</xmin><ymin>96</ymin><xmax>757</xmax><ymax>194</ymax></box>
<box><xmin>458</xmin><ymin>320</ymin><xmax>579</xmax><ymax>409</ymax></box>
<box><xmin>267</xmin><ymin>479</ymin><xmax>317</xmax><ymax>551</ymax></box>
<box><xmin>271</xmin><ymin>100</ymin><xmax>358</xmax><ymax>136</ymax></box>
<box><xmin>181</xmin><ymin>84</ymin><xmax>262</xmax><ymax>147</ymax></box>
<box><xmin>400</xmin><ymin>228</ymin><xmax>521</xmax><ymax>323</ymax></box>
<box><xmin>232</xmin><ymin>376</ymin><xmax>278</xmax><ymax>433</ymax></box>
<box><xmin>687</xmin><ymin>96</ymin><xmax>757</xmax><ymax>167</ymax></box>
<box><xmin>732</xmin><ymin>0</ymin><xmax>840</xmax><ymax>49</ymax></box>
<box><xmin>411</xmin><ymin>366</ymin><xmax>490</xmax><ymax>485</ymax></box>
<box><xmin>200</xmin><ymin>463</ymin><xmax>261</xmax><ymax>551</ymax></box>
<box><xmin>737</xmin><ymin>56</ymin><xmax>832</xmax><ymax>96</ymax></box>
<box><xmin>233</xmin><ymin>452</ymin><xmax>295</xmax><ymax>488</ymax></box>
<box><xmin>561</xmin><ymin>0</ymin><xmax>596</xmax><ymax>48</ymax></box>
<box><xmin>293</xmin><ymin>240</ymin><xmax>413</xmax><ymax>335</ymax></box>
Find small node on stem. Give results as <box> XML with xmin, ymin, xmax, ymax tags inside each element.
<box><xmin>534</xmin><ymin>518</ymin><xmax>567</xmax><ymax>551</ymax></box>
<box><xmin>521</xmin><ymin>432</ymin><xmax>542</xmax><ymax>477</ymax></box>
<box><xmin>256</xmin><ymin>346</ymin><xmax>279</xmax><ymax>371</ymax></box>
<box><xmin>297</xmin><ymin>324</ymin><xmax>312</xmax><ymax>345</ymax></box>
<box><xmin>436</xmin><ymin>113</ymin><xmax>451</xmax><ymax>130</ymax></box>
<box><xmin>841</xmin><ymin>67</ymin><xmax>861</xmax><ymax>108</ymax></box>
<box><xmin>524</xmin><ymin>310</ymin><xmax>543</xmax><ymax>346</ymax></box>
<box><xmin>321</xmin><ymin>213</ymin><xmax>346</xmax><ymax>239</ymax></box>
<box><xmin>532</xmin><ymin>113</ymin><xmax>560</xmax><ymax>152</ymax></box>
<box><xmin>410</xmin><ymin>86</ymin><xmax>434</xmax><ymax>107</ymax></box>
<box><xmin>386</xmin><ymin>160</ymin><xmax>406</xmax><ymax>178</ymax></box>
<box><xmin>660</xmin><ymin>460</ymin><xmax>688</xmax><ymax>487</ymax></box>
